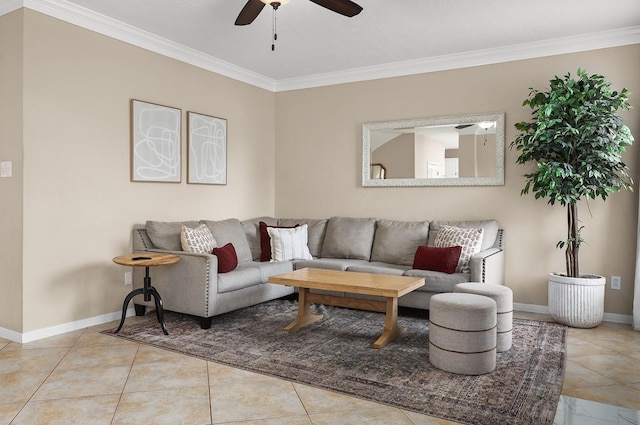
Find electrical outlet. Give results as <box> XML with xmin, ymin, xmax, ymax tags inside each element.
<box><xmin>124</xmin><ymin>271</ymin><xmax>132</xmax><ymax>285</ymax></box>
<box><xmin>0</xmin><ymin>161</ymin><xmax>12</xmax><ymax>177</ymax></box>
<box><xmin>611</xmin><ymin>275</ymin><xmax>621</xmax><ymax>290</ymax></box>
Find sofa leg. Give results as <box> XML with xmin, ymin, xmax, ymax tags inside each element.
<box><xmin>134</xmin><ymin>304</ymin><xmax>146</xmax><ymax>316</ymax></box>
<box><xmin>199</xmin><ymin>317</ymin><xmax>213</xmax><ymax>329</ymax></box>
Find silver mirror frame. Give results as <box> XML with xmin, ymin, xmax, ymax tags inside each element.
<box><xmin>362</xmin><ymin>112</ymin><xmax>505</xmax><ymax>187</ymax></box>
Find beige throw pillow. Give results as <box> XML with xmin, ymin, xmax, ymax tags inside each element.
<box><xmin>434</xmin><ymin>225</ymin><xmax>484</xmax><ymax>273</ymax></box>
<box><xmin>181</xmin><ymin>224</ymin><xmax>217</xmax><ymax>254</ymax></box>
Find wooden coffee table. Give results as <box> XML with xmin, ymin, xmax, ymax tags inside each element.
<box><xmin>269</xmin><ymin>268</ymin><xmax>425</xmax><ymax>348</ymax></box>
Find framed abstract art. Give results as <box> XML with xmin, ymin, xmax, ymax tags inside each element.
<box><xmin>130</xmin><ymin>99</ymin><xmax>181</xmax><ymax>183</ymax></box>
<box><xmin>187</xmin><ymin>111</ymin><xmax>227</xmax><ymax>185</ymax></box>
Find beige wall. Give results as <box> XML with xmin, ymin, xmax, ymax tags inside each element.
<box><xmin>0</xmin><ymin>10</ymin><xmax>25</xmax><ymax>332</ymax></box>
<box><xmin>477</xmin><ymin>135</ymin><xmax>496</xmax><ymax>177</ymax></box>
<box><xmin>414</xmin><ymin>133</ymin><xmax>445</xmax><ymax>178</ymax></box>
<box><xmin>5</xmin><ymin>10</ymin><xmax>276</xmax><ymax>333</ymax></box>
<box><xmin>454</xmin><ymin>134</ymin><xmax>497</xmax><ymax>178</ymax></box>
<box><xmin>372</xmin><ymin>134</ymin><xmax>414</xmax><ymax>178</ymax></box>
<box><xmin>275</xmin><ymin>45</ymin><xmax>640</xmax><ymax>315</ymax></box>
<box><xmin>457</xmin><ymin>134</ymin><xmax>476</xmax><ymax>178</ymax></box>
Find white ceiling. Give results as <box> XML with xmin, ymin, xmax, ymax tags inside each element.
<box><xmin>10</xmin><ymin>0</ymin><xmax>640</xmax><ymax>91</ymax></box>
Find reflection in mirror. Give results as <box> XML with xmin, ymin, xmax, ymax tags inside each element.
<box><xmin>371</xmin><ymin>163</ymin><xmax>386</xmax><ymax>179</ymax></box>
<box><xmin>362</xmin><ymin>112</ymin><xmax>505</xmax><ymax>187</ymax></box>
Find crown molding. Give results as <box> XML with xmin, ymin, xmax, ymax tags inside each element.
<box><xmin>275</xmin><ymin>26</ymin><xmax>640</xmax><ymax>91</ymax></box>
<box><xmin>20</xmin><ymin>0</ymin><xmax>277</xmax><ymax>91</ymax></box>
<box><xmin>11</xmin><ymin>1</ymin><xmax>640</xmax><ymax>93</ymax></box>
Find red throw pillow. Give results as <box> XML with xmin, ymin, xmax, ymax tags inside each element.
<box><xmin>259</xmin><ymin>221</ymin><xmax>298</xmax><ymax>262</ymax></box>
<box><xmin>412</xmin><ymin>245</ymin><xmax>463</xmax><ymax>274</ymax></box>
<box><xmin>212</xmin><ymin>243</ymin><xmax>238</xmax><ymax>273</ymax></box>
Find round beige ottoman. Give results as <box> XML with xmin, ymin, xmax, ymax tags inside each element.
<box><xmin>429</xmin><ymin>293</ymin><xmax>497</xmax><ymax>375</ymax></box>
<box><xmin>454</xmin><ymin>282</ymin><xmax>513</xmax><ymax>352</ymax></box>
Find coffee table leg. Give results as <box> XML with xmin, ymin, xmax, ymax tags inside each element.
<box><xmin>373</xmin><ymin>297</ymin><xmax>405</xmax><ymax>349</ymax></box>
<box><xmin>283</xmin><ymin>287</ymin><xmax>323</xmax><ymax>332</ymax></box>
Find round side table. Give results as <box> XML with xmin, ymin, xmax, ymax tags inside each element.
<box><xmin>112</xmin><ymin>253</ymin><xmax>180</xmax><ymax>335</ymax></box>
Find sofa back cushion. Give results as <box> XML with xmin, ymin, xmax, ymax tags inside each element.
<box><xmin>278</xmin><ymin>218</ymin><xmax>328</xmax><ymax>258</ymax></box>
<box><xmin>320</xmin><ymin>217</ymin><xmax>376</xmax><ymax>260</ymax></box>
<box><xmin>202</xmin><ymin>219</ymin><xmax>253</xmax><ymax>264</ymax></box>
<box><xmin>145</xmin><ymin>220</ymin><xmax>201</xmax><ymax>251</ymax></box>
<box><xmin>428</xmin><ymin>220</ymin><xmax>499</xmax><ymax>251</ymax></box>
<box><xmin>370</xmin><ymin>219</ymin><xmax>430</xmax><ymax>266</ymax></box>
<box><xmin>241</xmin><ymin>217</ymin><xmax>277</xmax><ymax>261</ymax></box>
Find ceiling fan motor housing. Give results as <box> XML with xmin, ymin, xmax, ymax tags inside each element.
<box><xmin>260</xmin><ymin>0</ymin><xmax>287</xmax><ymax>8</ymax></box>
<box><xmin>238</xmin><ymin>0</ymin><xmax>362</xmax><ymax>26</ymax></box>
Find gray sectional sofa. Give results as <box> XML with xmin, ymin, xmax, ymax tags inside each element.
<box><xmin>131</xmin><ymin>216</ymin><xmax>504</xmax><ymax>328</ymax></box>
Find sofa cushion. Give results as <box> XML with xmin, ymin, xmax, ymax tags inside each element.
<box><xmin>216</xmin><ymin>266</ymin><xmax>262</xmax><ymax>293</ymax></box>
<box><xmin>370</xmin><ymin>219</ymin><xmax>429</xmax><ymax>266</ymax></box>
<box><xmin>278</xmin><ymin>218</ymin><xmax>328</xmax><ymax>258</ymax></box>
<box><xmin>320</xmin><ymin>217</ymin><xmax>376</xmax><ymax>260</ymax></box>
<box><xmin>212</xmin><ymin>243</ymin><xmax>238</xmax><ymax>273</ymax></box>
<box><xmin>347</xmin><ymin>262</ymin><xmax>410</xmax><ymax>276</ymax></box>
<box><xmin>180</xmin><ymin>224</ymin><xmax>217</xmax><ymax>254</ymax></box>
<box><xmin>434</xmin><ymin>226</ymin><xmax>484</xmax><ymax>273</ymax></box>
<box><xmin>244</xmin><ymin>260</ymin><xmax>294</xmax><ymax>283</ymax></box>
<box><xmin>241</xmin><ymin>217</ymin><xmax>277</xmax><ymax>261</ymax></box>
<box><xmin>404</xmin><ymin>269</ymin><xmax>470</xmax><ymax>292</ymax></box>
<box><xmin>267</xmin><ymin>225</ymin><xmax>313</xmax><ymax>262</ymax></box>
<box><xmin>413</xmin><ymin>245</ymin><xmax>462</xmax><ymax>274</ymax></box>
<box><xmin>259</xmin><ymin>221</ymin><xmax>299</xmax><ymax>262</ymax></box>
<box><xmin>145</xmin><ymin>220</ymin><xmax>201</xmax><ymax>251</ymax></box>
<box><xmin>202</xmin><ymin>219</ymin><xmax>253</xmax><ymax>264</ymax></box>
<box><xmin>429</xmin><ymin>220</ymin><xmax>499</xmax><ymax>251</ymax></box>
<box><xmin>293</xmin><ymin>258</ymin><xmax>370</xmax><ymax>271</ymax></box>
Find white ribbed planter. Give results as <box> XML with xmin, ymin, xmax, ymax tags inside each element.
<box><xmin>548</xmin><ymin>273</ymin><xmax>605</xmax><ymax>328</ymax></box>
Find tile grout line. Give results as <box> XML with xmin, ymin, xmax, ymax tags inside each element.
<box><xmin>7</xmin><ymin>328</ymin><xmax>84</xmax><ymax>424</ymax></box>
<box><xmin>109</xmin><ymin>341</ymin><xmax>142</xmax><ymax>425</ymax></box>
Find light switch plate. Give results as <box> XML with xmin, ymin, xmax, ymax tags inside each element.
<box><xmin>0</xmin><ymin>161</ymin><xmax>12</xmax><ymax>177</ymax></box>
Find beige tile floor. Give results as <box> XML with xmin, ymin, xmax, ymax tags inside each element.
<box><xmin>0</xmin><ymin>311</ymin><xmax>639</xmax><ymax>425</ymax></box>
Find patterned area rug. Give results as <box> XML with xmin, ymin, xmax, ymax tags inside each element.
<box><xmin>104</xmin><ymin>299</ymin><xmax>567</xmax><ymax>425</ymax></box>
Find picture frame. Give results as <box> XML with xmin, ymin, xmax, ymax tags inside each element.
<box><xmin>187</xmin><ymin>111</ymin><xmax>227</xmax><ymax>185</ymax></box>
<box><xmin>130</xmin><ymin>99</ymin><xmax>181</xmax><ymax>183</ymax></box>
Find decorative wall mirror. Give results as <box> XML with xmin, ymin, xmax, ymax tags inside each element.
<box><xmin>362</xmin><ymin>112</ymin><xmax>505</xmax><ymax>187</ymax></box>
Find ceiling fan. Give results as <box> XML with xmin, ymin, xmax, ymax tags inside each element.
<box><xmin>235</xmin><ymin>0</ymin><xmax>363</xmax><ymax>26</ymax></box>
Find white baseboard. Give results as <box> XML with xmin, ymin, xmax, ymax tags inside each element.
<box><xmin>514</xmin><ymin>302</ymin><xmax>633</xmax><ymax>325</ymax></box>
<box><xmin>1</xmin><ymin>303</ymin><xmax>635</xmax><ymax>343</ymax></box>
<box><xmin>0</xmin><ymin>307</ymin><xmax>135</xmax><ymax>343</ymax></box>
<box><xmin>514</xmin><ymin>302</ymin><xmax>550</xmax><ymax>315</ymax></box>
<box><xmin>601</xmin><ymin>312</ymin><xmax>633</xmax><ymax>325</ymax></box>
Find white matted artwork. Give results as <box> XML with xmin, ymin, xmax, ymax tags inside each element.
<box><xmin>187</xmin><ymin>111</ymin><xmax>227</xmax><ymax>185</ymax></box>
<box><xmin>130</xmin><ymin>99</ymin><xmax>181</xmax><ymax>183</ymax></box>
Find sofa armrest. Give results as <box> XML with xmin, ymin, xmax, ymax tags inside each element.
<box><xmin>469</xmin><ymin>248</ymin><xmax>505</xmax><ymax>284</ymax></box>
<box><xmin>132</xmin><ymin>248</ymin><xmax>219</xmax><ymax>318</ymax></box>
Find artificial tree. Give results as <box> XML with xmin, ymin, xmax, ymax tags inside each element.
<box><xmin>512</xmin><ymin>69</ymin><xmax>634</xmax><ymax>278</ymax></box>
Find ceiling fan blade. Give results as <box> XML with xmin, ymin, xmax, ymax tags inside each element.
<box><xmin>235</xmin><ymin>0</ymin><xmax>266</xmax><ymax>26</ymax></box>
<box><xmin>308</xmin><ymin>0</ymin><xmax>363</xmax><ymax>17</ymax></box>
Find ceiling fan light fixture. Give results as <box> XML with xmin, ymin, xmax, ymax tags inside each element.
<box><xmin>477</xmin><ymin>121</ymin><xmax>494</xmax><ymax>130</ymax></box>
